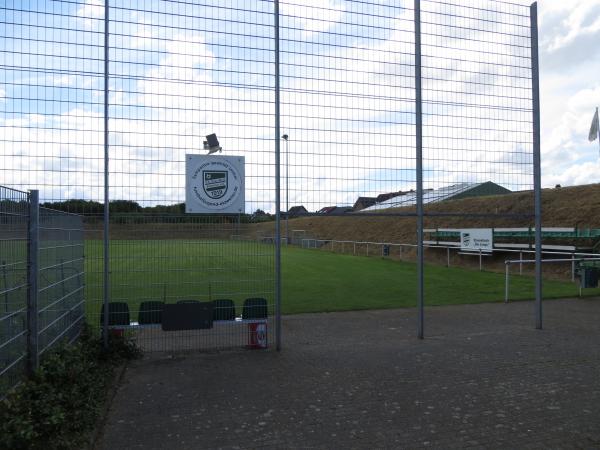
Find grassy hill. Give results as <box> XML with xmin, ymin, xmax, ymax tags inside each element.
<box><xmin>252</xmin><ymin>184</ymin><xmax>600</xmax><ymax>245</ymax></box>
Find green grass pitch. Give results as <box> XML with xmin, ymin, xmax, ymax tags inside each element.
<box><xmin>83</xmin><ymin>239</ymin><xmax>595</xmax><ymax>319</ymax></box>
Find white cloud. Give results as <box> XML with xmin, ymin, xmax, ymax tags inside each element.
<box><xmin>281</xmin><ymin>0</ymin><xmax>345</xmax><ymax>38</ymax></box>
<box><xmin>542</xmin><ymin>1</ymin><xmax>600</xmax><ymax>51</ymax></box>
<box><xmin>77</xmin><ymin>0</ymin><xmax>104</xmax><ymax>30</ymax></box>
<box><xmin>539</xmin><ymin>0</ymin><xmax>600</xmax><ymax>187</ymax></box>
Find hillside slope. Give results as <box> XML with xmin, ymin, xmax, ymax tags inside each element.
<box><xmin>252</xmin><ymin>184</ymin><xmax>600</xmax><ymax>244</ymax></box>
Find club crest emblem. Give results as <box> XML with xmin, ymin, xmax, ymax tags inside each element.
<box><xmin>203</xmin><ymin>171</ymin><xmax>228</xmax><ymax>199</ymax></box>
<box><xmin>462</xmin><ymin>233</ymin><xmax>471</xmax><ymax>246</ymax></box>
<box><xmin>186</xmin><ymin>155</ymin><xmax>245</xmax><ymax>214</ymax></box>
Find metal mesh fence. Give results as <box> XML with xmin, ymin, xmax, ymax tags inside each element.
<box><xmin>0</xmin><ymin>186</ymin><xmax>29</xmax><ymax>395</ymax></box>
<box><xmin>0</xmin><ymin>187</ymin><xmax>85</xmax><ymax>396</ymax></box>
<box><xmin>280</xmin><ymin>0</ymin><xmax>415</xmax><ymax>213</ymax></box>
<box><xmin>277</xmin><ymin>0</ymin><xmax>534</xmax><ymax>213</ymax></box>
<box><xmin>420</xmin><ymin>0</ymin><xmax>534</xmax><ymax>206</ymax></box>
<box><xmin>38</xmin><ymin>207</ymin><xmax>85</xmax><ymax>358</ymax></box>
<box><xmin>93</xmin><ymin>0</ymin><xmax>277</xmax><ymax>351</ymax></box>
<box><xmin>0</xmin><ymin>0</ymin><xmax>541</xmax><ymax>347</ymax></box>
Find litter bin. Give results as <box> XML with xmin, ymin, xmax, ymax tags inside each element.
<box><xmin>383</xmin><ymin>244</ymin><xmax>390</xmax><ymax>257</ymax></box>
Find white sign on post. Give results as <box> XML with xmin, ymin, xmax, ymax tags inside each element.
<box><xmin>185</xmin><ymin>155</ymin><xmax>245</xmax><ymax>214</ymax></box>
<box><xmin>460</xmin><ymin>228</ymin><xmax>493</xmax><ymax>252</ymax></box>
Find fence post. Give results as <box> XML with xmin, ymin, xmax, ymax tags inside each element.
<box><xmin>274</xmin><ymin>0</ymin><xmax>282</xmax><ymax>351</ymax></box>
<box><xmin>415</xmin><ymin>0</ymin><xmax>424</xmax><ymax>339</ymax></box>
<box><xmin>505</xmin><ymin>262</ymin><xmax>510</xmax><ymax>303</ymax></box>
<box><xmin>479</xmin><ymin>249</ymin><xmax>482</xmax><ymax>271</ymax></box>
<box><xmin>27</xmin><ymin>190</ymin><xmax>39</xmax><ymax>375</ymax></box>
<box><xmin>531</xmin><ymin>2</ymin><xmax>543</xmax><ymax>330</ymax></box>
<box><xmin>571</xmin><ymin>253</ymin><xmax>575</xmax><ymax>282</ymax></box>
<box><xmin>102</xmin><ymin>0</ymin><xmax>111</xmax><ymax>349</ymax></box>
<box><xmin>519</xmin><ymin>251</ymin><xmax>523</xmax><ymax>275</ymax></box>
<box><xmin>353</xmin><ymin>242</ymin><xmax>356</xmax><ymax>255</ymax></box>
<box><xmin>446</xmin><ymin>247</ymin><xmax>450</xmax><ymax>267</ymax></box>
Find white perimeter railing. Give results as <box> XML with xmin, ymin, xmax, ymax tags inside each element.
<box><xmin>297</xmin><ymin>237</ymin><xmax>598</xmax><ymax>276</ymax></box>
<box><xmin>240</xmin><ymin>235</ymin><xmax>600</xmax><ymax>302</ymax></box>
<box><xmin>504</xmin><ymin>257</ymin><xmax>600</xmax><ymax>303</ymax></box>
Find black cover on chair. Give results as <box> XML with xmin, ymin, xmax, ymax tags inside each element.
<box><xmin>138</xmin><ymin>301</ymin><xmax>164</xmax><ymax>325</ymax></box>
<box><xmin>162</xmin><ymin>302</ymin><xmax>213</xmax><ymax>331</ymax></box>
<box><xmin>242</xmin><ymin>297</ymin><xmax>268</xmax><ymax>320</ymax></box>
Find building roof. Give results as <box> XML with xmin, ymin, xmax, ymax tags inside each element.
<box><xmin>288</xmin><ymin>205</ymin><xmax>308</xmax><ymax>217</ymax></box>
<box><xmin>376</xmin><ymin>191</ymin><xmax>404</xmax><ymax>203</ymax></box>
<box><xmin>352</xmin><ymin>197</ymin><xmax>377</xmax><ymax>211</ymax></box>
<box><xmin>362</xmin><ymin>181</ymin><xmax>510</xmax><ymax>211</ymax></box>
<box><xmin>288</xmin><ymin>205</ymin><xmax>308</xmax><ymax>213</ymax></box>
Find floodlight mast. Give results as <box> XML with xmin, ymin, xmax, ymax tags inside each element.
<box><xmin>204</xmin><ymin>133</ymin><xmax>222</xmax><ymax>154</ymax></box>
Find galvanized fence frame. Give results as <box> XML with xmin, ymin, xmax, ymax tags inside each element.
<box><xmin>0</xmin><ymin>186</ymin><xmax>30</xmax><ymax>395</ymax></box>
<box><xmin>0</xmin><ymin>187</ymin><xmax>84</xmax><ymax>397</ymax></box>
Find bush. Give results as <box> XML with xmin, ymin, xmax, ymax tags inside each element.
<box><xmin>0</xmin><ymin>327</ymin><xmax>141</xmax><ymax>450</ymax></box>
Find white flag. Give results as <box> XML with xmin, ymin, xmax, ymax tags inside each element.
<box><xmin>589</xmin><ymin>108</ymin><xmax>599</xmax><ymax>142</ymax></box>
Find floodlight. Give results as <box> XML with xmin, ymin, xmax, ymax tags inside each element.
<box><xmin>203</xmin><ymin>133</ymin><xmax>222</xmax><ymax>154</ymax></box>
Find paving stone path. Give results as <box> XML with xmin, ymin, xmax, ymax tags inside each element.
<box><xmin>98</xmin><ymin>299</ymin><xmax>600</xmax><ymax>449</ymax></box>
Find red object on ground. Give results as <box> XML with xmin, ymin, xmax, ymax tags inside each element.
<box><xmin>247</xmin><ymin>322</ymin><xmax>268</xmax><ymax>349</ymax></box>
<box><xmin>110</xmin><ymin>328</ymin><xmax>124</xmax><ymax>338</ymax></box>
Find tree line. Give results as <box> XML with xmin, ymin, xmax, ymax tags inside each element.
<box><xmin>39</xmin><ymin>200</ymin><xmax>274</xmax><ymax>223</ymax></box>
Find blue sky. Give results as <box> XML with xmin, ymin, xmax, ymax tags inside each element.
<box><xmin>0</xmin><ymin>0</ymin><xmax>598</xmax><ymax>212</ymax></box>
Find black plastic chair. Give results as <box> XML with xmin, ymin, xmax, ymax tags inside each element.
<box><xmin>138</xmin><ymin>301</ymin><xmax>164</xmax><ymax>325</ymax></box>
<box><xmin>242</xmin><ymin>297</ymin><xmax>268</xmax><ymax>320</ymax></box>
<box><xmin>99</xmin><ymin>302</ymin><xmax>130</xmax><ymax>326</ymax></box>
<box><xmin>212</xmin><ymin>299</ymin><xmax>236</xmax><ymax>321</ymax></box>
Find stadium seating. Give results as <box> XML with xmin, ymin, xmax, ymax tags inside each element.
<box><xmin>99</xmin><ymin>302</ymin><xmax>130</xmax><ymax>326</ymax></box>
<box><xmin>212</xmin><ymin>299</ymin><xmax>236</xmax><ymax>321</ymax></box>
<box><xmin>242</xmin><ymin>297</ymin><xmax>268</xmax><ymax>320</ymax></box>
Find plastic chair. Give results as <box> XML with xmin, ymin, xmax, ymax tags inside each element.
<box><xmin>212</xmin><ymin>299</ymin><xmax>236</xmax><ymax>321</ymax></box>
<box><xmin>242</xmin><ymin>297</ymin><xmax>268</xmax><ymax>320</ymax></box>
<box><xmin>99</xmin><ymin>302</ymin><xmax>130</xmax><ymax>326</ymax></box>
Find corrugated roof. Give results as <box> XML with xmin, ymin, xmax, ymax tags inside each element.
<box><xmin>362</xmin><ymin>182</ymin><xmax>483</xmax><ymax>211</ymax></box>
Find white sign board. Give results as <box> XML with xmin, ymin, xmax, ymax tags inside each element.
<box><xmin>460</xmin><ymin>228</ymin><xmax>493</xmax><ymax>252</ymax></box>
<box><xmin>186</xmin><ymin>155</ymin><xmax>245</xmax><ymax>214</ymax></box>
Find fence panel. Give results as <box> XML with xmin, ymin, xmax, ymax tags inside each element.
<box><xmin>0</xmin><ymin>187</ymin><xmax>29</xmax><ymax>395</ymax></box>
<box><xmin>38</xmin><ymin>207</ymin><xmax>85</xmax><ymax>358</ymax></box>
<box><xmin>0</xmin><ymin>187</ymin><xmax>84</xmax><ymax>397</ymax></box>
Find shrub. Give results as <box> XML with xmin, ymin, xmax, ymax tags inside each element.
<box><xmin>0</xmin><ymin>327</ymin><xmax>140</xmax><ymax>450</ymax></box>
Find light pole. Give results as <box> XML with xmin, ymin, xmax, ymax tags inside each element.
<box><xmin>282</xmin><ymin>134</ymin><xmax>289</xmax><ymax>245</ymax></box>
